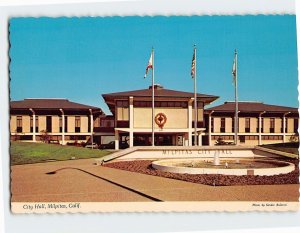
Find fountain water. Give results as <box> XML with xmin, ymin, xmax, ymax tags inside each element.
<box><xmin>213</xmin><ymin>150</ymin><xmax>220</xmax><ymax>166</ymax></box>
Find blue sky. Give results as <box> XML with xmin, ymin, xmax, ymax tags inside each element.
<box><xmin>9</xmin><ymin>15</ymin><xmax>298</xmax><ymax>114</ymax></box>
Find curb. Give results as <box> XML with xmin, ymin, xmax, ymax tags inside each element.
<box><xmin>255</xmin><ymin>146</ymin><xmax>298</xmax><ymax>159</ymax></box>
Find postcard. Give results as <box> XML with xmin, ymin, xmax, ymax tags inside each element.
<box><xmin>8</xmin><ymin>5</ymin><xmax>299</xmax><ymax>214</ymax></box>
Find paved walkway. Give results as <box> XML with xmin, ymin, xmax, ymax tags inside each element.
<box><xmin>11</xmin><ymin>159</ymin><xmax>299</xmax><ymax>202</ymax></box>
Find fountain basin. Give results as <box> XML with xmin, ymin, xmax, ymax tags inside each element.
<box><xmin>151</xmin><ymin>158</ymin><xmax>295</xmax><ymax>176</ymax></box>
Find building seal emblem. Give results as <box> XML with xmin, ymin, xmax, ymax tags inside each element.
<box><xmin>155</xmin><ymin>113</ymin><xmax>167</xmax><ymax>129</ymax></box>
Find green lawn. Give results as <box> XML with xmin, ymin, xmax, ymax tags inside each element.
<box><xmin>10</xmin><ymin>141</ymin><xmax>112</xmax><ymax>165</ymax></box>
<box><xmin>261</xmin><ymin>142</ymin><xmax>299</xmax><ymax>155</ymax></box>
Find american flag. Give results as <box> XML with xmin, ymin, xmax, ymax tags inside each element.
<box><xmin>191</xmin><ymin>50</ymin><xmax>195</xmax><ymax>78</ymax></box>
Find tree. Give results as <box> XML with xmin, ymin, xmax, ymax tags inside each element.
<box><xmin>12</xmin><ymin>130</ymin><xmax>20</xmax><ymax>141</ymax></box>
<box><xmin>289</xmin><ymin>134</ymin><xmax>299</xmax><ymax>143</ymax></box>
<box><xmin>40</xmin><ymin>130</ymin><xmax>51</xmax><ymax>143</ymax></box>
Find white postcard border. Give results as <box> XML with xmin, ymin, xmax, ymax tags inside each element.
<box><xmin>1</xmin><ymin>0</ymin><xmax>300</xmax><ymax>232</ymax></box>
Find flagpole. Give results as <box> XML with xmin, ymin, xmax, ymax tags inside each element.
<box><xmin>151</xmin><ymin>47</ymin><xmax>155</xmax><ymax>146</ymax></box>
<box><xmin>194</xmin><ymin>45</ymin><xmax>198</xmax><ymax>146</ymax></box>
<box><xmin>234</xmin><ymin>49</ymin><xmax>238</xmax><ymax>145</ymax></box>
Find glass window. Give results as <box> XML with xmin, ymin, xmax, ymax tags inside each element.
<box><xmin>270</xmin><ymin>118</ymin><xmax>275</xmax><ymax>128</ymax></box>
<box><xmin>59</xmin><ymin>116</ymin><xmax>62</xmax><ymax>133</ymax></box>
<box><xmin>16</xmin><ymin>116</ymin><xmax>22</xmax><ymax>133</ymax></box>
<box><xmin>174</xmin><ymin>102</ymin><xmax>181</xmax><ymax>107</ymax></box>
<box><xmin>161</xmin><ymin>102</ymin><xmax>168</xmax><ymax>107</ymax></box>
<box><xmin>245</xmin><ymin>118</ymin><xmax>250</xmax><ymax>133</ymax></box>
<box><xmin>35</xmin><ymin>116</ymin><xmax>39</xmax><ymax>132</ymax></box>
<box><xmin>168</xmin><ymin>102</ymin><xmax>173</xmax><ymax>107</ymax></box>
<box><xmin>64</xmin><ymin>116</ymin><xmax>68</xmax><ymax>133</ymax></box>
<box><xmin>30</xmin><ymin>116</ymin><xmax>33</xmax><ymax>132</ymax></box>
<box><xmin>75</xmin><ymin>116</ymin><xmax>81</xmax><ymax>132</ymax></box>
<box><xmin>197</xmin><ymin>102</ymin><xmax>204</xmax><ymax>108</ymax></box>
<box><xmin>17</xmin><ymin>116</ymin><xmax>22</xmax><ymax>127</ymax></box>
<box><xmin>220</xmin><ymin>118</ymin><xmax>225</xmax><ymax>132</ymax></box>
<box><xmin>239</xmin><ymin>135</ymin><xmax>245</xmax><ymax>143</ymax></box>
<box><xmin>134</xmin><ymin>101</ymin><xmax>188</xmax><ymax>108</ymax></box>
<box><xmin>270</xmin><ymin>118</ymin><xmax>275</xmax><ymax>133</ymax></box>
<box><xmin>245</xmin><ymin>118</ymin><xmax>250</xmax><ymax>128</ymax></box>
<box><xmin>75</xmin><ymin>116</ymin><xmax>80</xmax><ymax>127</ymax></box>
<box><xmin>116</xmin><ymin>100</ymin><xmax>129</xmax><ymax>108</ymax></box>
<box><xmin>294</xmin><ymin>118</ymin><xmax>298</xmax><ymax>134</ymax></box>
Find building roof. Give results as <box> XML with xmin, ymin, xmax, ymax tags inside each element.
<box><xmin>205</xmin><ymin>101</ymin><xmax>298</xmax><ymax>113</ymax></box>
<box><xmin>103</xmin><ymin>86</ymin><xmax>218</xmax><ymax>99</ymax></box>
<box><xmin>10</xmin><ymin>98</ymin><xmax>102</xmax><ymax>112</ymax></box>
<box><xmin>102</xmin><ymin>85</ymin><xmax>219</xmax><ymax>113</ymax></box>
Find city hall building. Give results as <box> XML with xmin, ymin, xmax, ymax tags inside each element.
<box><xmin>102</xmin><ymin>84</ymin><xmax>218</xmax><ymax>149</ymax></box>
<box><xmin>205</xmin><ymin>101</ymin><xmax>299</xmax><ymax>146</ymax></box>
<box><xmin>10</xmin><ymin>85</ymin><xmax>299</xmax><ymax>149</ymax></box>
<box><xmin>10</xmin><ymin>98</ymin><xmax>105</xmax><ymax>144</ymax></box>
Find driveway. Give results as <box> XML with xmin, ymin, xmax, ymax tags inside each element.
<box><xmin>11</xmin><ymin>159</ymin><xmax>299</xmax><ymax>202</ymax></box>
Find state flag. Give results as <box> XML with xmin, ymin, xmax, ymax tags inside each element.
<box><xmin>144</xmin><ymin>52</ymin><xmax>153</xmax><ymax>78</ymax></box>
<box><xmin>232</xmin><ymin>50</ymin><xmax>237</xmax><ymax>84</ymax></box>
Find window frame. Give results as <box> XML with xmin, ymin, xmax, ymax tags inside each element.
<box><xmin>294</xmin><ymin>118</ymin><xmax>298</xmax><ymax>134</ymax></box>
<box><xmin>75</xmin><ymin>116</ymin><xmax>81</xmax><ymax>133</ymax></box>
<box><xmin>59</xmin><ymin>116</ymin><xmax>63</xmax><ymax>133</ymax></box>
<box><xmin>220</xmin><ymin>118</ymin><xmax>225</xmax><ymax>133</ymax></box>
<box><xmin>270</xmin><ymin>118</ymin><xmax>275</xmax><ymax>133</ymax></box>
<box><xmin>245</xmin><ymin>117</ymin><xmax>250</xmax><ymax>133</ymax></box>
<box><xmin>16</xmin><ymin>116</ymin><xmax>22</xmax><ymax>133</ymax></box>
<box><xmin>35</xmin><ymin>116</ymin><xmax>39</xmax><ymax>133</ymax></box>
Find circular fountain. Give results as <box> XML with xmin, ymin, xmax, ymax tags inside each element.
<box><xmin>151</xmin><ymin>152</ymin><xmax>295</xmax><ymax>176</ymax></box>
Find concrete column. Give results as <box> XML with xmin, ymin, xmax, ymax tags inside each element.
<box><xmin>89</xmin><ymin>109</ymin><xmax>94</xmax><ymax>146</ymax></box>
<box><xmin>283</xmin><ymin>112</ymin><xmax>290</xmax><ymax>143</ymax></box>
<box><xmin>188</xmin><ymin>132</ymin><xmax>192</xmax><ymax>146</ymax></box>
<box><xmin>33</xmin><ymin>114</ymin><xmax>36</xmax><ymax>142</ymax></box>
<box><xmin>198</xmin><ymin>132</ymin><xmax>202</xmax><ymax>146</ymax></box>
<box><xmin>208</xmin><ymin>111</ymin><xmax>214</xmax><ymax>146</ymax></box>
<box><xmin>60</xmin><ymin>109</ymin><xmax>65</xmax><ymax>145</ymax></box>
<box><xmin>188</xmin><ymin>98</ymin><xmax>193</xmax><ymax>146</ymax></box>
<box><xmin>129</xmin><ymin>96</ymin><xmax>134</xmax><ymax>148</ymax></box>
<box><xmin>89</xmin><ymin>110</ymin><xmax>94</xmax><ymax>134</ymax></box>
<box><xmin>184</xmin><ymin>133</ymin><xmax>189</xmax><ymax>146</ymax></box>
<box><xmin>258</xmin><ymin>111</ymin><xmax>265</xmax><ymax>145</ymax></box>
<box><xmin>129</xmin><ymin>131</ymin><xmax>133</xmax><ymax>147</ymax></box>
<box><xmin>258</xmin><ymin>115</ymin><xmax>262</xmax><ymax>145</ymax></box>
<box><xmin>115</xmin><ymin>130</ymin><xmax>119</xmax><ymax>150</ymax></box>
<box><xmin>283</xmin><ymin>115</ymin><xmax>286</xmax><ymax>143</ymax></box>
<box><xmin>29</xmin><ymin>108</ymin><xmax>36</xmax><ymax>142</ymax></box>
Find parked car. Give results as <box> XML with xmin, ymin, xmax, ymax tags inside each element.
<box><xmin>99</xmin><ymin>141</ymin><xmax>129</xmax><ymax>149</ymax></box>
<box><xmin>215</xmin><ymin>137</ymin><xmax>234</xmax><ymax>146</ymax></box>
<box><xmin>84</xmin><ymin>142</ymin><xmax>99</xmax><ymax>149</ymax></box>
